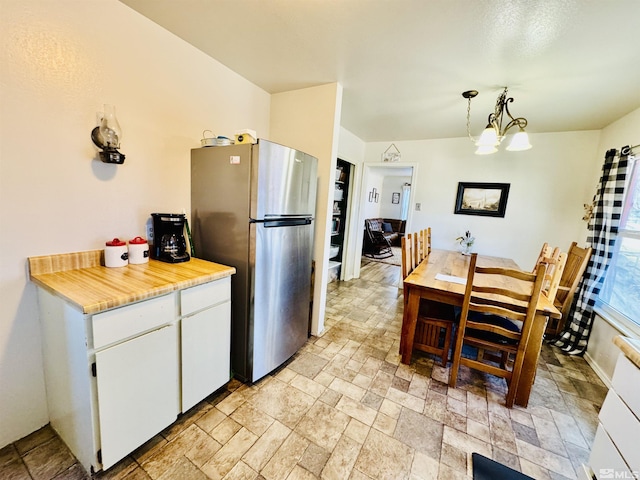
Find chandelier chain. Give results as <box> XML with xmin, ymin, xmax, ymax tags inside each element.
<box><xmin>466</xmin><ymin>97</ymin><xmax>475</xmax><ymax>143</ymax></box>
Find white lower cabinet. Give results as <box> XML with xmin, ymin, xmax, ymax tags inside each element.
<box><xmin>181</xmin><ymin>301</ymin><xmax>231</xmax><ymax>411</ymax></box>
<box><xmin>96</xmin><ymin>324</ymin><xmax>179</xmax><ymax>469</ymax></box>
<box><xmin>588</xmin><ymin>351</ymin><xmax>640</xmax><ymax>479</ymax></box>
<box><xmin>37</xmin><ymin>276</ymin><xmax>231</xmax><ymax>474</ymax></box>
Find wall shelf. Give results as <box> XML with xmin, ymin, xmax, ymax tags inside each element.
<box><xmin>328</xmin><ymin>159</ymin><xmax>351</xmax><ymax>282</ymax></box>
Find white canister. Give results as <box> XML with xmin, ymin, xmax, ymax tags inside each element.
<box><xmin>128</xmin><ymin>236</ymin><xmax>150</xmax><ymax>264</ymax></box>
<box><xmin>105</xmin><ymin>238</ymin><xmax>128</xmax><ymax>267</ymax></box>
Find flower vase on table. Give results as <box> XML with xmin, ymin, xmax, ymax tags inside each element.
<box><xmin>456</xmin><ymin>231</ymin><xmax>475</xmax><ymax>256</ymax></box>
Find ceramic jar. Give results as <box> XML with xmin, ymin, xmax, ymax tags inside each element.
<box><xmin>128</xmin><ymin>236</ymin><xmax>150</xmax><ymax>264</ymax></box>
<box><xmin>105</xmin><ymin>238</ymin><xmax>128</xmax><ymax>267</ymax></box>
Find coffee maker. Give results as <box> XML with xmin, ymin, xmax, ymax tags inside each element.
<box><xmin>150</xmin><ymin>213</ymin><xmax>190</xmax><ymax>263</ymax></box>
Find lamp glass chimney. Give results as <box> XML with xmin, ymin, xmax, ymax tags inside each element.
<box><xmin>99</xmin><ymin>104</ymin><xmax>122</xmax><ymax>149</ymax></box>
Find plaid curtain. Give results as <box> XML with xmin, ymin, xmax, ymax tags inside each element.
<box><xmin>550</xmin><ymin>148</ymin><xmax>629</xmax><ymax>355</ymax></box>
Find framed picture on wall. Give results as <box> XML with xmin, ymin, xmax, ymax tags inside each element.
<box><xmin>454</xmin><ymin>182</ymin><xmax>510</xmax><ymax>217</ymax></box>
<box><xmin>392</xmin><ymin>192</ymin><xmax>400</xmax><ymax>204</ymax></box>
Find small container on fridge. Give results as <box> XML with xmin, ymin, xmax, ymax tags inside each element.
<box><xmin>105</xmin><ymin>238</ymin><xmax>128</xmax><ymax>267</ymax></box>
<box><xmin>128</xmin><ymin>236</ymin><xmax>149</xmax><ymax>264</ymax></box>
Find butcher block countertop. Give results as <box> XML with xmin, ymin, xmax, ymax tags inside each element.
<box><xmin>614</xmin><ymin>335</ymin><xmax>640</xmax><ymax>370</ymax></box>
<box><xmin>28</xmin><ymin>250</ymin><xmax>235</xmax><ymax>314</ymax></box>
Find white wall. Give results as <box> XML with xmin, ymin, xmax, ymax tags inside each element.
<box><xmin>337</xmin><ymin>128</ymin><xmax>366</xmax><ymax>280</ymax></box>
<box><xmin>269</xmin><ymin>83</ymin><xmax>343</xmax><ymax>336</ymax></box>
<box><xmin>0</xmin><ymin>0</ymin><xmax>271</xmax><ymax>447</ymax></box>
<box><xmin>361</xmin><ymin>169</ymin><xmax>385</xmax><ymax>220</ymax></box>
<box><xmin>362</xmin><ymin>131</ymin><xmax>601</xmax><ymax>269</ymax></box>
<box><xmin>585</xmin><ymin>106</ymin><xmax>640</xmax><ymax>383</ymax></box>
<box><xmin>379</xmin><ymin>176</ymin><xmax>411</xmax><ymax>219</ymax></box>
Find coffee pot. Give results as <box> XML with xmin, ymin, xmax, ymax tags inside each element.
<box><xmin>150</xmin><ymin>213</ymin><xmax>190</xmax><ymax>263</ymax></box>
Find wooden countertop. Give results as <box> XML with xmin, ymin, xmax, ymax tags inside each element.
<box><xmin>28</xmin><ymin>250</ymin><xmax>235</xmax><ymax>314</ymax></box>
<box><xmin>614</xmin><ymin>335</ymin><xmax>640</xmax><ymax>370</ymax></box>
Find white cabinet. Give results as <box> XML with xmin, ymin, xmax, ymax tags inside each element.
<box><xmin>37</xmin><ymin>276</ymin><xmax>231</xmax><ymax>473</ymax></box>
<box><xmin>180</xmin><ymin>278</ymin><xmax>231</xmax><ymax>412</ymax></box>
<box><xmin>588</xmin><ymin>350</ymin><xmax>640</xmax><ymax>479</ymax></box>
<box><xmin>96</xmin><ymin>324</ymin><xmax>178</xmax><ymax>468</ymax></box>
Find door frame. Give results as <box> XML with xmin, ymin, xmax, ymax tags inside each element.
<box><xmin>345</xmin><ymin>162</ymin><xmax>418</xmax><ymax>280</ymax></box>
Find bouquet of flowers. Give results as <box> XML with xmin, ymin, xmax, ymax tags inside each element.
<box><xmin>456</xmin><ymin>230</ymin><xmax>475</xmax><ymax>254</ymax></box>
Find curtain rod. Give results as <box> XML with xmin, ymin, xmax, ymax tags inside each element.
<box><xmin>621</xmin><ymin>144</ymin><xmax>639</xmax><ymax>155</ymax></box>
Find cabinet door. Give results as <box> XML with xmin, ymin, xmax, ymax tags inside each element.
<box><xmin>95</xmin><ymin>324</ymin><xmax>178</xmax><ymax>469</ymax></box>
<box><xmin>181</xmin><ymin>301</ymin><xmax>231</xmax><ymax>411</ymax></box>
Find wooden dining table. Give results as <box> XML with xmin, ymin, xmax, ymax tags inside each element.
<box><xmin>400</xmin><ymin>248</ymin><xmax>561</xmax><ymax>407</ymax></box>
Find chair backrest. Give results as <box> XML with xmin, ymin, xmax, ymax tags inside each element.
<box><xmin>532</xmin><ymin>242</ymin><xmax>554</xmax><ymax>273</ymax></box>
<box><xmin>365</xmin><ymin>218</ymin><xmax>383</xmax><ymax>233</ymax></box>
<box><xmin>555</xmin><ymin>242</ymin><xmax>593</xmax><ymax>316</ymax></box>
<box><xmin>401</xmin><ymin>233</ymin><xmax>416</xmax><ymax>279</ymax></box>
<box><xmin>412</xmin><ymin>228</ymin><xmax>431</xmax><ymax>265</ymax></box>
<box><xmin>542</xmin><ymin>251</ymin><xmax>567</xmax><ymax>303</ymax></box>
<box><xmin>452</xmin><ymin>253</ymin><xmax>546</xmax><ymax>407</ymax></box>
<box><xmin>461</xmin><ymin>253</ymin><xmax>546</xmax><ymax>345</ymax></box>
<box><xmin>533</xmin><ymin>242</ymin><xmax>550</xmax><ymax>270</ymax></box>
<box><xmin>533</xmin><ymin>245</ymin><xmax>566</xmax><ymax>303</ymax></box>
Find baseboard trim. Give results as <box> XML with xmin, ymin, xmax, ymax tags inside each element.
<box><xmin>584</xmin><ymin>351</ymin><xmax>612</xmax><ymax>389</ymax></box>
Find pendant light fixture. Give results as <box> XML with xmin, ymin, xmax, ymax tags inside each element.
<box><xmin>462</xmin><ymin>87</ymin><xmax>532</xmax><ymax>155</ymax></box>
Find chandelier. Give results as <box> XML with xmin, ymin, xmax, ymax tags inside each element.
<box><xmin>462</xmin><ymin>87</ymin><xmax>532</xmax><ymax>155</ymax></box>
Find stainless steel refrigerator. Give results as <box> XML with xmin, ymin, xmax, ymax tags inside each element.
<box><xmin>191</xmin><ymin>139</ymin><xmax>318</xmax><ymax>382</ymax></box>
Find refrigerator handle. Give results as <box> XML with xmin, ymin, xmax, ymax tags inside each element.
<box><xmin>259</xmin><ymin>218</ymin><xmax>312</xmax><ymax>228</ymax></box>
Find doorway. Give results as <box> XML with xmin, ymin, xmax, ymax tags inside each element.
<box><xmin>348</xmin><ymin>163</ymin><xmax>417</xmax><ymax>280</ymax></box>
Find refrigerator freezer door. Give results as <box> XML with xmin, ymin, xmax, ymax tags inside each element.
<box><xmin>251</xmin><ymin>221</ymin><xmax>313</xmax><ymax>381</ymax></box>
<box><xmin>252</xmin><ymin>140</ymin><xmax>318</xmax><ymax>219</ymax></box>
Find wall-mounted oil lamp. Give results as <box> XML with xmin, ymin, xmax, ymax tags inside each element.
<box><xmin>91</xmin><ymin>104</ymin><xmax>125</xmax><ymax>164</ymax></box>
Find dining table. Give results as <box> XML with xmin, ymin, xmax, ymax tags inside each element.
<box><xmin>400</xmin><ymin>248</ymin><xmax>561</xmax><ymax>408</ymax></box>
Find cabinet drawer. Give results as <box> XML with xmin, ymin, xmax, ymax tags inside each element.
<box><xmin>611</xmin><ymin>352</ymin><xmax>640</xmax><ymax>419</ymax></box>
<box><xmin>92</xmin><ymin>293</ymin><xmax>175</xmax><ymax>350</ymax></box>
<box><xmin>180</xmin><ymin>277</ymin><xmax>230</xmax><ymax>316</ymax></box>
<box><xmin>599</xmin><ymin>389</ymin><xmax>640</xmax><ymax>474</ymax></box>
<box><xmin>589</xmin><ymin>423</ymin><xmax>633</xmax><ymax>480</ymax></box>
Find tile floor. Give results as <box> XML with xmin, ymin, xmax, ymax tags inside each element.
<box><xmin>0</xmin><ymin>261</ymin><xmax>607</xmax><ymax>480</ymax></box>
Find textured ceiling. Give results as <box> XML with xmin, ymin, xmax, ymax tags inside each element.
<box><xmin>119</xmin><ymin>0</ymin><xmax>640</xmax><ymax>142</ymax></box>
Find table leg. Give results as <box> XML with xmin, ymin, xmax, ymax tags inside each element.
<box><xmin>401</xmin><ymin>288</ymin><xmax>421</xmax><ymax>364</ymax></box>
<box><xmin>515</xmin><ymin>312</ymin><xmax>549</xmax><ymax>407</ymax></box>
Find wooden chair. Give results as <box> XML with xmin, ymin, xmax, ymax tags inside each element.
<box><xmin>546</xmin><ymin>242</ymin><xmax>593</xmax><ymax>336</ymax></box>
<box><xmin>533</xmin><ymin>242</ymin><xmax>552</xmax><ymax>269</ymax></box>
<box><xmin>401</xmin><ymin>233</ymin><xmax>416</xmax><ymax>281</ymax></box>
<box><xmin>401</xmin><ymin>230</ymin><xmax>455</xmax><ymax>366</ymax></box>
<box><xmin>449</xmin><ymin>253</ymin><xmax>546</xmax><ymax>408</ymax></box>
<box><xmin>411</xmin><ymin>228</ymin><xmax>431</xmax><ymax>266</ymax></box>
<box><xmin>532</xmin><ymin>244</ymin><xmax>567</xmax><ymax>304</ymax></box>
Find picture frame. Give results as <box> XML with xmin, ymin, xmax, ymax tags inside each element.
<box><xmin>392</xmin><ymin>192</ymin><xmax>400</xmax><ymax>204</ymax></box>
<box><xmin>382</xmin><ymin>143</ymin><xmax>401</xmax><ymax>162</ymax></box>
<box><xmin>454</xmin><ymin>182</ymin><xmax>510</xmax><ymax>217</ymax></box>
<box><xmin>368</xmin><ymin>188</ymin><xmax>377</xmax><ymax>203</ymax></box>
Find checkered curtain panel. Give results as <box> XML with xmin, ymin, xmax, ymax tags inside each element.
<box><xmin>550</xmin><ymin>148</ymin><xmax>629</xmax><ymax>355</ymax></box>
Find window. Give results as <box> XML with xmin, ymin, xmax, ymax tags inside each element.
<box><xmin>599</xmin><ymin>156</ymin><xmax>640</xmax><ymax>327</ymax></box>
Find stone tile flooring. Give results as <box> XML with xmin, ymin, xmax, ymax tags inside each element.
<box><xmin>0</xmin><ymin>261</ymin><xmax>607</xmax><ymax>479</ymax></box>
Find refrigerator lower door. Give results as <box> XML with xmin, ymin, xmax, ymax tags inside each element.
<box><xmin>251</xmin><ymin>221</ymin><xmax>313</xmax><ymax>381</ymax></box>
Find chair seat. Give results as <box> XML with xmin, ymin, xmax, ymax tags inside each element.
<box><xmin>465</xmin><ymin>311</ymin><xmax>521</xmax><ymax>345</ymax></box>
